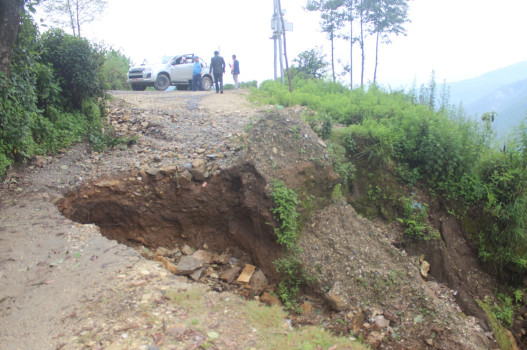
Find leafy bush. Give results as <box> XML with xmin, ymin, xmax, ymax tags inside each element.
<box><xmin>0</xmin><ymin>11</ymin><xmax>129</xmax><ymax>179</ymax></box>
<box><xmin>40</xmin><ymin>28</ymin><xmax>103</xmax><ymax>108</ymax></box>
<box><xmin>252</xmin><ymin>76</ymin><xmax>527</xmax><ymax>277</ymax></box>
<box><xmin>270</xmin><ymin>180</ymin><xmax>300</xmax><ymax>250</ymax></box>
<box><xmin>99</xmin><ymin>48</ymin><xmax>131</xmax><ymax>90</ymax></box>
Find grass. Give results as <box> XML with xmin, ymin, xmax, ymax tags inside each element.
<box><xmin>244</xmin><ymin>300</ymin><xmax>367</xmax><ymax>350</ymax></box>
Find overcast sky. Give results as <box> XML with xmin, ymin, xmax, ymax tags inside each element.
<box><xmin>66</xmin><ymin>0</ymin><xmax>527</xmax><ymax>88</ymax></box>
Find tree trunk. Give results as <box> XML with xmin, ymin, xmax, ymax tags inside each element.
<box><xmin>66</xmin><ymin>0</ymin><xmax>76</xmax><ymax>36</ymax></box>
<box><xmin>331</xmin><ymin>32</ymin><xmax>335</xmax><ymax>83</ymax></box>
<box><xmin>76</xmin><ymin>0</ymin><xmax>81</xmax><ymax>37</ymax></box>
<box><xmin>374</xmin><ymin>32</ymin><xmax>379</xmax><ymax>84</ymax></box>
<box><xmin>360</xmin><ymin>7</ymin><xmax>364</xmax><ymax>87</ymax></box>
<box><xmin>349</xmin><ymin>16</ymin><xmax>353</xmax><ymax>88</ymax></box>
<box><xmin>0</xmin><ymin>0</ymin><xmax>25</xmax><ymax>76</ymax></box>
<box><xmin>277</xmin><ymin>0</ymin><xmax>292</xmax><ymax>92</ymax></box>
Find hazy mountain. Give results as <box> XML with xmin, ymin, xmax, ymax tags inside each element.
<box><xmin>447</xmin><ymin>61</ymin><xmax>527</xmax><ymax>138</ymax></box>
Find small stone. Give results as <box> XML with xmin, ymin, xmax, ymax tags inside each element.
<box><xmin>190</xmin><ymin>166</ymin><xmax>206</xmax><ymax>181</ymax></box>
<box><xmin>212</xmin><ymin>252</ymin><xmax>232</xmax><ymax>264</ymax></box>
<box><xmin>249</xmin><ymin>269</ymin><xmax>268</xmax><ymax>296</ymax></box>
<box><xmin>175</xmin><ymin>256</ymin><xmax>203</xmax><ymax>275</ymax></box>
<box><xmin>373</xmin><ymin>315</ymin><xmax>390</xmax><ymax>330</ymax></box>
<box><xmin>153</xmin><ymin>155</ymin><xmax>162</xmax><ymax>162</ymax></box>
<box><xmin>420</xmin><ymin>260</ymin><xmax>430</xmax><ymax>278</ymax></box>
<box><xmin>300</xmin><ymin>301</ymin><xmax>313</xmax><ymax>314</ymax></box>
<box><xmin>352</xmin><ymin>309</ymin><xmax>365</xmax><ymax>334</ymax></box>
<box><xmin>190</xmin><ymin>268</ymin><xmax>204</xmax><ymax>281</ymax></box>
<box><xmin>166</xmin><ymin>324</ymin><xmax>185</xmax><ymax>338</ymax></box>
<box><xmin>181</xmin><ymin>245</ymin><xmax>194</xmax><ymax>255</ymax></box>
<box><xmin>366</xmin><ymin>331</ymin><xmax>385</xmax><ymax>348</ymax></box>
<box><xmin>220</xmin><ymin>266</ymin><xmax>241</xmax><ymax>283</ymax></box>
<box><xmin>191</xmin><ymin>250</ymin><xmax>211</xmax><ymax>264</ymax></box>
<box><xmin>324</xmin><ymin>292</ymin><xmax>347</xmax><ymax>312</ymax></box>
<box><xmin>260</xmin><ymin>292</ymin><xmax>282</xmax><ymax>307</ymax></box>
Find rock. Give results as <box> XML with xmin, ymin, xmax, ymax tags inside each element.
<box><xmin>175</xmin><ymin>256</ymin><xmax>203</xmax><ymax>275</ymax></box>
<box><xmin>249</xmin><ymin>269</ymin><xmax>268</xmax><ymax>295</ymax></box>
<box><xmin>300</xmin><ymin>301</ymin><xmax>313</xmax><ymax>314</ymax></box>
<box><xmin>373</xmin><ymin>315</ymin><xmax>390</xmax><ymax>331</ymax></box>
<box><xmin>325</xmin><ymin>294</ymin><xmax>347</xmax><ymax>311</ymax></box>
<box><xmin>181</xmin><ymin>245</ymin><xmax>194</xmax><ymax>256</ymax></box>
<box><xmin>425</xmin><ymin>338</ymin><xmax>434</xmax><ymax>346</ymax></box>
<box><xmin>192</xmin><ymin>159</ymin><xmax>205</xmax><ymax>168</ymax></box>
<box><xmin>177</xmin><ymin>170</ymin><xmax>193</xmax><ymax>186</ymax></box>
<box><xmin>190</xmin><ymin>268</ymin><xmax>204</xmax><ymax>281</ymax></box>
<box><xmin>352</xmin><ymin>309</ymin><xmax>365</xmax><ymax>334</ymax></box>
<box><xmin>212</xmin><ymin>251</ymin><xmax>232</xmax><ymax>264</ymax></box>
<box><xmin>155</xmin><ymin>256</ymin><xmax>178</xmax><ymax>274</ymax></box>
<box><xmin>94</xmin><ymin>179</ymin><xmax>122</xmax><ymax>188</ymax></box>
<box><xmin>146</xmin><ymin>167</ymin><xmax>161</xmax><ymax>176</ymax></box>
<box><xmin>191</xmin><ymin>250</ymin><xmax>211</xmax><ymax>264</ymax></box>
<box><xmin>260</xmin><ymin>292</ymin><xmax>282</xmax><ymax>307</ymax></box>
<box><xmin>237</xmin><ymin>264</ymin><xmax>256</xmax><ymax>285</ymax></box>
<box><xmin>33</xmin><ymin>156</ymin><xmax>47</xmax><ymax>168</ymax></box>
<box><xmin>420</xmin><ymin>260</ymin><xmax>430</xmax><ymax>278</ymax></box>
<box><xmin>154</xmin><ymin>247</ymin><xmax>175</xmax><ymax>258</ymax></box>
<box><xmin>153</xmin><ymin>154</ymin><xmax>162</xmax><ymax>162</ymax></box>
<box><xmin>166</xmin><ymin>324</ymin><xmax>186</xmax><ymax>338</ymax></box>
<box><xmin>220</xmin><ymin>266</ymin><xmax>241</xmax><ymax>283</ymax></box>
<box><xmin>160</xmin><ymin>165</ymin><xmax>177</xmax><ymax>174</ymax></box>
<box><xmin>366</xmin><ymin>331</ymin><xmax>385</xmax><ymax>348</ymax></box>
<box><xmin>383</xmin><ymin>309</ymin><xmax>399</xmax><ymax>323</ymax></box>
<box><xmin>324</xmin><ymin>285</ymin><xmax>348</xmax><ymax>312</ymax></box>
<box><xmin>190</xmin><ymin>166</ymin><xmax>206</xmax><ymax>181</ymax></box>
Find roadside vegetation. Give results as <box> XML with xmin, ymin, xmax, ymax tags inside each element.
<box><xmin>3</xmin><ymin>1</ymin><xmax>527</xmax><ymax>344</ymax></box>
<box><xmin>0</xmin><ymin>12</ymin><xmax>132</xmax><ymax>176</ymax></box>
<box><xmin>250</xmin><ymin>61</ymin><xmax>527</xmax><ymax>333</ymax></box>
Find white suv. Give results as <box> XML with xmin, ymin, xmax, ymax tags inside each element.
<box><xmin>127</xmin><ymin>54</ymin><xmax>212</xmax><ymax>91</ymax></box>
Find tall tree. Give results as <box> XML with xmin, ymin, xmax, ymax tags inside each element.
<box><xmin>0</xmin><ymin>0</ymin><xmax>27</xmax><ymax>75</ymax></box>
<box><xmin>41</xmin><ymin>0</ymin><xmax>107</xmax><ymax>37</ymax></box>
<box><xmin>355</xmin><ymin>0</ymin><xmax>372</xmax><ymax>87</ymax></box>
<box><xmin>340</xmin><ymin>0</ymin><xmax>356</xmax><ymax>88</ymax></box>
<box><xmin>306</xmin><ymin>0</ymin><xmax>344</xmax><ymax>83</ymax></box>
<box><xmin>292</xmin><ymin>47</ymin><xmax>328</xmax><ymax>79</ymax></box>
<box><xmin>366</xmin><ymin>0</ymin><xmax>409</xmax><ymax>84</ymax></box>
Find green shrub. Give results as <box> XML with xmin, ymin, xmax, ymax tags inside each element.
<box><xmin>99</xmin><ymin>48</ymin><xmax>131</xmax><ymax>90</ymax></box>
<box><xmin>270</xmin><ymin>180</ymin><xmax>300</xmax><ymax>250</ymax></box>
<box><xmin>40</xmin><ymin>28</ymin><xmax>103</xmax><ymax>108</ymax></box>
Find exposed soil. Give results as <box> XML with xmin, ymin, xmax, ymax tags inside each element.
<box><xmin>0</xmin><ymin>89</ymin><xmax>510</xmax><ymax>349</ymax></box>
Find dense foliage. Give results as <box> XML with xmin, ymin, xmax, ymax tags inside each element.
<box><xmin>0</xmin><ymin>10</ymin><xmax>132</xmax><ymax>177</ymax></box>
<box><xmin>252</xmin><ymin>76</ymin><xmax>527</xmax><ymax>279</ymax></box>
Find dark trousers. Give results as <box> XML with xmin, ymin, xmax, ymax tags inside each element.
<box><xmin>192</xmin><ymin>74</ymin><xmax>202</xmax><ymax>91</ymax></box>
<box><xmin>213</xmin><ymin>73</ymin><xmax>223</xmax><ymax>93</ymax></box>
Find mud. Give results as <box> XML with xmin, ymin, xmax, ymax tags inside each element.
<box><xmin>58</xmin><ymin>163</ymin><xmax>283</xmax><ymax>282</ymax></box>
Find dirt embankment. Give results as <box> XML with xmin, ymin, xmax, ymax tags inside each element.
<box><xmin>0</xmin><ymin>90</ymin><xmax>502</xmax><ymax>349</ymax></box>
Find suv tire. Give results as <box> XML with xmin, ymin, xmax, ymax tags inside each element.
<box><xmin>154</xmin><ymin>73</ymin><xmax>171</xmax><ymax>91</ymax></box>
<box><xmin>201</xmin><ymin>76</ymin><xmax>212</xmax><ymax>91</ymax></box>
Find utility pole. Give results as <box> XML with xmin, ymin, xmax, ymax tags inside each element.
<box><xmin>271</xmin><ymin>0</ymin><xmax>292</xmax><ymax>84</ymax></box>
